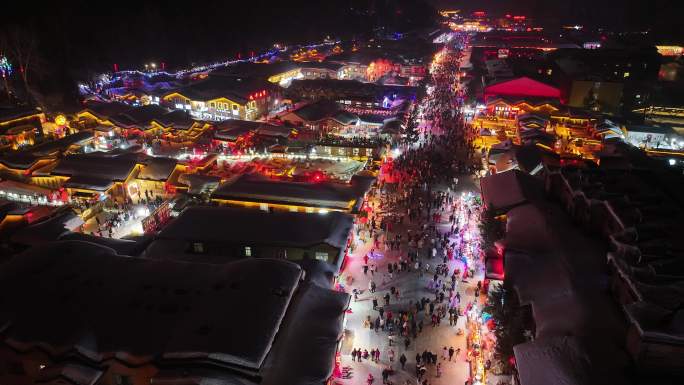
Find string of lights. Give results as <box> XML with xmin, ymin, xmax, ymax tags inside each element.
<box><xmin>80</xmin><ymin>40</ymin><xmax>341</xmax><ymax>95</ymax></box>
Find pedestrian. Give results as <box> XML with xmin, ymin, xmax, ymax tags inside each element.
<box><xmin>399</xmin><ymin>353</ymin><xmax>407</xmax><ymax>369</ymax></box>
<box><xmin>351</xmin><ymin>348</ymin><xmax>357</xmax><ymax>362</ymax></box>
<box><xmin>389</xmin><ymin>348</ymin><xmax>395</xmax><ymax>363</ymax></box>
<box><xmin>364</xmin><ymin>264</ymin><xmax>369</xmax><ymax>275</ymax></box>
<box><xmin>442</xmin><ymin>346</ymin><xmax>448</xmax><ymax>360</ymax></box>
<box><xmin>448</xmin><ymin>346</ymin><xmax>455</xmax><ymax>361</ymax></box>
<box><xmin>373</xmin><ymin>297</ymin><xmax>378</xmax><ymax>310</ymax></box>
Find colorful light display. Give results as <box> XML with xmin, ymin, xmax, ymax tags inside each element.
<box><xmin>81</xmin><ymin>39</ymin><xmax>340</xmax><ymax>95</ymax></box>
<box><xmin>0</xmin><ymin>55</ymin><xmax>13</xmax><ymax>78</ymax></box>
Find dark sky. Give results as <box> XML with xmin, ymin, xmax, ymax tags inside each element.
<box><xmin>3</xmin><ymin>0</ymin><xmax>682</xmax><ymax>105</ymax></box>
<box><xmin>1</xmin><ymin>0</ymin><xmax>436</xmax><ymax>103</ymax></box>
<box><xmin>4</xmin><ymin>0</ymin><xmax>436</xmax><ymax>71</ymax></box>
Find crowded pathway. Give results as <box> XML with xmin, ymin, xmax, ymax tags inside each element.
<box><xmin>334</xmin><ymin>36</ymin><xmax>501</xmax><ymax>385</ymax></box>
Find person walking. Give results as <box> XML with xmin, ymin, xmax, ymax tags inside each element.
<box><xmin>382</xmin><ymin>369</ymin><xmax>389</xmax><ymax>384</ymax></box>
<box><xmin>399</xmin><ymin>353</ymin><xmax>407</xmax><ymax>369</ymax></box>
<box><xmin>448</xmin><ymin>346</ymin><xmax>455</xmax><ymax>361</ymax></box>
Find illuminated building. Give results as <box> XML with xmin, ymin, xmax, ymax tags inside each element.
<box><xmin>0</xmin><ymin>240</ymin><xmax>350</xmax><ymax>385</ymax></box>
<box><xmin>312</xmin><ymin>141</ymin><xmax>384</xmax><ymax>160</ymax></box>
<box><xmin>485</xmin><ymin>97</ymin><xmax>559</xmax><ymax>118</ymax></box>
<box><xmin>0</xmin><ymin>180</ymin><xmax>65</xmax><ymax>207</ymax></box>
<box><xmin>211</xmin><ymin>173</ymin><xmax>374</xmax><ymax>214</ymax></box>
<box><xmin>132</xmin><ymin>157</ymin><xmax>181</xmax><ymax>202</ymax></box>
<box><xmin>655</xmin><ymin>45</ymin><xmax>684</xmax><ymax>57</ymax></box>
<box><xmin>634</xmin><ymin>106</ymin><xmax>684</xmax><ymax>132</ymax></box>
<box><xmin>622</xmin><ymin>124</ymin><xmax>681</xmax><ymax>150</ymax></box>
<box><xmin>76</xmin><ymin>103</ymin><xmax>211</xmax><ymax>143</ymax></box>
<box><xmin>161</xmin><ymin>74</ymin><xmax>281</xmax><ymax>121</ymax></box>
<box><xmin>439</xmin><ymin>9</ymin><xmax>460</xmax><ymax>18</ymax></box>
<box><xmin>0</xmin><ymin>131</ymin><xmax>94</xmax><ymax>182</ymax></box>
<box><xmin>0</xmin><ymin>107</ymin><xmax>46</xmax><ymax>150</ymax></box>
<box><xmin>286</xmin><ymin>78</ymin><xmax>417</xmax><ymax>109</ymax></box>
<box><xmin>471</xmin><ymin>33</ymin><xmax>580</xmax><ymax>57</ymax></box>
<box><xmin>298</xmin><ymin>62</ymin><xmax>345</xmax><ymax>81</ymax></box>
<box><xmin>329</xmin><ymin>46</ymin><xmax>427</xmax><ymax>83</ymax></box>
<box><xmin>213</xmin><ymin>119</ymin><xmax>294</xmax><ymax>150</ymax></box>
<box><xmin>281</xmin><ymin>100</ymin><xmax>360</xmax><ymax>134</ymax></box>
<box><xmin>47</xmin><ymin>153</ymin><xmax>143</xmax><ymax>205</ymax></box>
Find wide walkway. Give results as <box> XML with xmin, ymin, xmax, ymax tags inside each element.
<box><xmin>335</xmin><ymin>177</ymin><xmax>486</xmax><ymax>385</ymax></box>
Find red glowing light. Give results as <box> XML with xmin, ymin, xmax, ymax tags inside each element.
<box><xmin>113</xmin><ymin>63</ymin><xmax>119</xmax><ymax>72</ymax></box>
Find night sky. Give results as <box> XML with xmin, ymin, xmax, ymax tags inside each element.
<box><xmin>2</xmin><ymin>0</ymin><xmax>682</xmax><ymax>107</ymax></box>
<box><xmin>1</xmin><ymin>0</ymin><xmax>436</xmax><ymax>104</ymax></box>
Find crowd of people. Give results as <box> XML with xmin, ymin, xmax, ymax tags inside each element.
<box><xmin>342</xmin><ymin>38</ymin><xmax>489</xmax><ymax>385</ymax></box>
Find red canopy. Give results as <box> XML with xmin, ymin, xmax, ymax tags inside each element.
<box><xmin>484</xmin><ymin>77</ymin><xmax>562</xmax><ymax>103</ymax></box>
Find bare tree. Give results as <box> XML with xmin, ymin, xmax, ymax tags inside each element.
<box><xmin>1</xmin><ymin>25</ymin><xmax>47</xmax><ymax>108</ymax></box>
